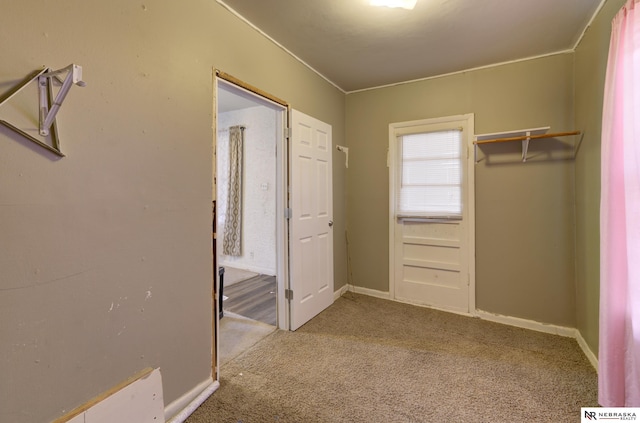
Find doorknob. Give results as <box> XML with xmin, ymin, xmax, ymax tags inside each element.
<box><xmin>328</xmin><ymin>220</ymin><xmax>334</xmax><ymax>227</ymax></box>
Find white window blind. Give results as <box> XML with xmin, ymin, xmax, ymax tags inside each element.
<box><xmin>398</xmin><ymin>129</ymin><xmax>462</xmax><ymax>218</ymax></box>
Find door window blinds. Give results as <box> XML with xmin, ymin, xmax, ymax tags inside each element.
<box><xmin>397</xmin><ymin>129</ymin><xmax>462</xmax><ymax>218</ymax></box>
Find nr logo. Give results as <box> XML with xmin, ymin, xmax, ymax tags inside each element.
<box><xmin>584</xmin><ymin>410</ymin><xmax>597</xmax><ymax>420</ymax></box>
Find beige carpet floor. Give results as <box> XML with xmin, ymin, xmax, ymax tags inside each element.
<box><xmin>190</xmin><ymin>293</ymin><xmax>597</xmax><ymax>423</ymax></box>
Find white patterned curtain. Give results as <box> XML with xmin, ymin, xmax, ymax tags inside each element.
<box><xmin>223</xmin><ymin>126</ymin><xmax>244</xmax><ymax>256</ymax></box>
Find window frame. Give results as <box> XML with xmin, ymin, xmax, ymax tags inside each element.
<box><xmin>396</xmin><ymin>128</ymin><xmax>464</xmax><ymax>219</ymax></box>
<box><xmin>390</xmin><ymin>119</ymin><xmax>470</xmax><ymax>222</ymax></box>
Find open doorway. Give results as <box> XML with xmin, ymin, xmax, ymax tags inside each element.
<box><xmin>212</xmin><ymin>72</ymin><xmax>335</xmax><ymax>377</ymax></box>
<box><xmin>214</xmin><ymin>77</ymin><xmax>287</xmax><ymax>368</ymax></box>
<box><xmin>217</xmin><ymin>84</ymin><xmax>277</xmax><ymax>326</ymax></box>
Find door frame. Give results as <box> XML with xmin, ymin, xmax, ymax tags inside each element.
<box><xmin>213</xmin><ymin>70</ymin><xmax>289</xmax><ymax>380</ymax></box>
<box><xmin>387</xmin><ymin>114</ymin><xmax>476</xmax><ymax>315</ymax></box>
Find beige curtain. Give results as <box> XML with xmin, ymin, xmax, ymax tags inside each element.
<box><xmin>223</xmin><ymin>126</ymin><xmax>244</xmax><ymax>256</ymax></box>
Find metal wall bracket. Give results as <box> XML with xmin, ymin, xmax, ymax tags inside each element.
<box><xmin>474</xmin><ymin>126</ymin><xmax>550</xmax><ymax>164</ymax></box>
<box><xmin>336</xmin><ymin>145</ymin><xmax>349</xmax><ymax>168</ymax></box>
<box><xmin>522</xmin><ymin>132</ymin><xmax>531</xmax><ymax>162</ymax></box>
<box><xmin>0</xmin><ymin>64</ymin><xmax>85</xmax><ymax>157</ymax></box>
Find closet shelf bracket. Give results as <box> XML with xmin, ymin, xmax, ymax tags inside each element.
<box><xmin>473</xmin><ymin>127</ymin><xmax>581</xmax><ymax>163</ymax></box>
<box><xmin>0</xmin><ymin>64</ymin><xmax>85</xmax><ymax>157</ymax></box>
<box><xmin>522</xmin><ymin>132</ymin><xmax>531</xmax><ymax>162</ymax></box>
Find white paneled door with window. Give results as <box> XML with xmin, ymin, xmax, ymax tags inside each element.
<box><xmin>389</xmin><ymin>115</ymin><xmax>475</xmax><ymax>314</ymax></box>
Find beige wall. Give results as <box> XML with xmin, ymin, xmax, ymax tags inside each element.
<box><xmin>0</xmin><ymin>2</ymin><xmax>345</xmax><ymax>422</ymax></box>
<box><xmin>346</xmin><ymin>54</ymin><xmax>578</xmax><ymax>326</ymax></box>
<box><xmin>0</xmin><ymin>1</ymin><xmax>624</xmax><ymax>420</ymax></box>
<box><xmin>574</xmin><ymin>0</ymin><xmax>626</xmax><ymax>356</ymax></box>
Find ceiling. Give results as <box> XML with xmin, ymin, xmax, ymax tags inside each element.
<box><xmin>217</xmin><ymin>0</ymin><xmax>603</xmax><ymax>92</ymax></box>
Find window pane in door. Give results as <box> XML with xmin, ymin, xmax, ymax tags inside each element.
<box><xmin>398</xmin><ymin>130</ymin><xmax>462</xmax><ymax>217</ymax></box>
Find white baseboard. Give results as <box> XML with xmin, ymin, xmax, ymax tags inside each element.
<box><xmin>344</xmin><ymin>289</ymin><xmax>599</xmax><ymax>371</ymax></box>
<box><xmin>346</xmin><ymin>284</ymin><xmax>391</xmax><ymax>300</ymax></box>
<box><xmin>477</xmin><ymin>309</ymin><xmax>599</xmax><ymax>371</ymax></box>
<box><xmin>475</xmin><ymin>309</ymin><xmax>577</xmax><ymax>337</ymax></box>
<box><xmin>334</xmin><ymin>284</ymin><xmax>349</xmax><ymax>300</ymax></box>
<box><xmin>165</xmin><ymin>378</ymin><xmax>219</xmax><ymax>423</ymax></box>
<box><xmin>219</xmin><ymin>262</ymin><xmax>275</xmax><ymax>277</ymax></box>
<box><xmin>575</xmin><ymin>330</ymin><xmax>599</xmax><ymax>371</ymax></box>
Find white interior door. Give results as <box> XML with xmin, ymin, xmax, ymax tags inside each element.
<box><xmin>289</xmin><ymin>109</ymin><xmax>334</xmax><ymax>330</ymax></box>
<box><xmin>389</xmin><ymin>115</ymin><xmax>475</xmax><ymax>314</ymax></box>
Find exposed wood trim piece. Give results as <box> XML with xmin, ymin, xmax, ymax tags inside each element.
<box><xmin>215</xmin><ymin>70</ymin><xmax>288</xmax><ymax>107</ymax></box>
<box><xmin>51</xmin><ymin>367</ymin><xmax>154</xmax><ymax>423</ymax></box>
<box><xmin>474</xmin><ymin>130</ymin><xmax>581</xmax><ymax>145</ymax></box>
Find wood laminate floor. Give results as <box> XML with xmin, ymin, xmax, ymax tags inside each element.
<box><xmin>222</xmin><ymin>274</ymin><xmax>276</xmax><ymax>326</ymax></box>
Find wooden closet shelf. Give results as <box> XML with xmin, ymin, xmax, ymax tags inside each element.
<box><xmin>474</xmin><ymin>130</ymin><xmax>581</xmax><ymax>145</ymax></box>
<box><xmin>473</xmin><ymin>128</ymin><xmax>581</xmax><ymax>163</ymax></box>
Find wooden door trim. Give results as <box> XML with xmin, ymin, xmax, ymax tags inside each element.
<box><xmin>213</xmin><ymin>68</ymin><xmax>289</xmax><ymax>381</ymax></box>
<box><xmin>215</xmin><ymin>70</ymin><xmax>289</xmax><ymax>108</ymax></box>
